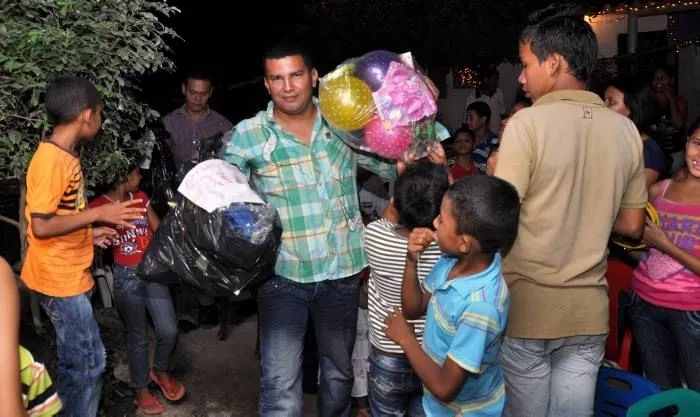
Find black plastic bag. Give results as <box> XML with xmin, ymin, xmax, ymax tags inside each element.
<box><xmin>136</xmin><ymin>161</ymin><xmax>282</xmax><ymax>296</ymax></box>
<box><xmin>142</xmin><ymin>125</ymin><xmax>178</xmax><ymax>218</ymax></box>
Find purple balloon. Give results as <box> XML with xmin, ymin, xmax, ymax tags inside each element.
<box><xmin>353</xmin><ymin>50</ymin><xmax>402</xmax><ymax>91</ymax></box>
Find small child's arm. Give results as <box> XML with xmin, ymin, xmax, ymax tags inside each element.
<box><xmin>401</xmin><ymin>228</ymin><xmax>435</xmax><ymax>319</ymax></box>
<box><xmin>32</xmin><ymin>200</ymin><xmax>146</xmax><ymax>239</ymax></box>
<box><xmin>385</xmin><ymin>308</ymin><xmax>469</xmax><ymax>403</ymax></box>
<box><xmin>386</xmin><ymin>301</ymin><xmax>502</xmax><ymax>404</ymax></box>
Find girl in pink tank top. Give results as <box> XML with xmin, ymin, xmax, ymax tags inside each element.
<box><xmin>628</xmin><ymin>119</ymin><xmax>700</xmax><ymax>391</ymax></box>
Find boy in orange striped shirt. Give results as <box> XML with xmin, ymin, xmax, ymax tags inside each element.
<box><xmin>21</xmin><ymin>75</ymin><xmax>145</xmax><ymax>417</ymax></box>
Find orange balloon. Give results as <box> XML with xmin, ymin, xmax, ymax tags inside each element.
<box><xmin>319</xmin><ymin>75</ymin><xmax>375</xmax><ymax>131</ymax></box>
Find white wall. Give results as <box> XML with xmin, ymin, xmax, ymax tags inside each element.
<box><xmin>438</xmin><ymin>63</ymin><xmax>522</xmax><ymax>135</ymax></box>
<box><xmin>588</xmin><ymin>14</ymin><xmax>668</xmax><ymax>58</ymax></box>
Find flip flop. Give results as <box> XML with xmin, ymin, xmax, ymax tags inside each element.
<box><xmin>149</xmin><ymin>369</ymin><xmax>186</xmax><ymax>402</ymax></box>
<box><xmin>135</xmin><ymin>392</ymin><xmax>165</xmax><ymax>415</ymax></box>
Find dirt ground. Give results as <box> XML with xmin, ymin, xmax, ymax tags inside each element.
<box><xmin>19</xmin><ymin>297</ymin><xmax>320</xmax><ymax>417</ymax></box>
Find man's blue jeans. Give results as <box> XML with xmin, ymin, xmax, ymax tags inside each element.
<box><xmin>257</xmin><ymin>275</ymin><xmax>360</xmax><ymax>417</ymax></box>
<box><xmin>38</xmin><ymin>290</ymin><xmax>105</xmax><ymax>417</ymax></box>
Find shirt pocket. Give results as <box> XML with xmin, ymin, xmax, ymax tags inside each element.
<box><xmin>258</xmin><ymin>141</ymin><xmax>315</xmax><ymax>193</ymax></box>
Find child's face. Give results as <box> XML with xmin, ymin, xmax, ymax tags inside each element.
<box><xmin>466</xmin><ymin>111</ymin><xmax>486</xmax><ymax>132</ymax></box>
<box><xmin>453</xmin><ymin>132</ymin><xmax>475</xmax><ymax>155</ymax></box>
<box><xmin>433</xmin><ymin>195</ymin><xmax>463</xmax><ymax>254</ymax></box>
<box><xmin>686</xmin><ymin>128</ymin><xmax>700</xmax><ymax>178</ymax></box>
<box><xmin>126</xmin><ymin>167</ymin><xmax>142</xmax><ymax>193</ymax></box>
<box><xmin>81</xmin><ymin>104</ymin><xmax>103</xmax><ymax>140</ymax></box>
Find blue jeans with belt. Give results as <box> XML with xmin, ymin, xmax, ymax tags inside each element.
<box><xmin>112</xmin><ymin>265</ymin><xmax>178</xmax><ymax>389</ymax></box>
<box><xmin>368</xmin><ymin>348</ymin><xmax>425</xmax><ymax>417</ymax></box>
<box><xmin>257</xmin><ymin>274</ymin><xmax>360</xmax><ymax>417</ymax></box>
<box><xmin>37</xmin><ymin>290</ymin><xmax>105</xmax><ymax>417</ymax></box>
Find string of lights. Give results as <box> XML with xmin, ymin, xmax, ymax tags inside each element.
<box><xmin>453</xmin><ymin>1</ymin><xmax>700</xmax><ymax>85</ymax></box>
<box><xmin>591</xmin><ymin>1</ymin><xmax>700</xmax><ymax>16</ymax></box>
<box><xmin>453</xmin><ymin>67</ymin><xmax>479</xmax><ymax>88</ymax></box>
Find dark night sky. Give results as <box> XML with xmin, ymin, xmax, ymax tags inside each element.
<box><xmin>141</xmin><ymin>1</ymin><xmax>309</xmax><ymax>122</ymax></box>
<box><xmin>139</xmin><ymin>0</ymin><xmax>618</xmax><ymax>123</ymax></box>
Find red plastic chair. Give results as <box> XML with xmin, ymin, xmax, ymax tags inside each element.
<box><xmin>605</xmin><ymin>259</ymin><xmax>635</xmax><ymax>371</ymax></box>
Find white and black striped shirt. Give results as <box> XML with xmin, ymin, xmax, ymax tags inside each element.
<box><xmin>365</xmin><ymin>219</ymin><xmax>442</xmax><ymax>354</ymax></box>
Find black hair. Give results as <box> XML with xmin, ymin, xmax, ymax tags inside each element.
<box><xmin>394</xmin><ymin>162</ymin><xmax>449</xmax><ymax>230</ymax></box>
<box><xmin>466</xmin><ymin>101</ymin><xmax>492</xmax><ymax>123</ymax></box>
<box><xmin>520</xmin><ymin>3</ymin><xmax>598</xmax><ymax>82</ymax></box>
<box><xmin>453</xmin><ymin>127</ymin><xmax>475</xmax><ymax>140</ymax></box>
<box><xmin>606</xmin><ymin>77</ymin><xmax>642</xmax><ymax>125</ymax></box>
<box><xmin>183</xmin><ymin>69</ymin><xmax>212</xmax><ymax>86</ymax></box>
<box><xmin>44</xmin><ymin>75</ymin><xmax>102</xmax><ymax>125</ymax></box>
<box><xmin>446</xmin><ymin>176</ymin><xmax>520</xmax><ymax>255</ymax></box>
<box><xmin>481</xmin><ymin>67</ymin><xmax>500</xmax><ymax>80</ymax></box>
<box><xmin>262</xmin><ymin>41</ymin><xmax>314</xmax><ymax>74</ymax></box>
<box><xmin>488</xmin><ymin>144</ymin><xmax>500</xmax><ymax>157</ymax></box>
<box><xmin>654</xmin><ymin>64</ymin><xmax>677</xmax><ymax>81</ymax></box>
<box><xmin>108</xmin><ymin>152</ymin><xmax>143</xmax><ymax>189</ymax></box>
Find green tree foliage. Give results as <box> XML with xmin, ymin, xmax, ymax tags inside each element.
<box><xmin>0</xmin><ymin>0</ymin><xmax>179</xmax><ymax>192</ymax></box>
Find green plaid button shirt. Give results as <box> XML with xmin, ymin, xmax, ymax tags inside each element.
<box><xmin>222</xmin><ymin>99</ymin><xmax>396</xmax><ymax>283</ymax></box>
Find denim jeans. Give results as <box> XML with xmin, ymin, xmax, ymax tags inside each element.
<box><xmin>627</xmin><ymin>291</ymin><xmax>700</xmax><ymax>390</ymax></box>
<box><xmin>368</xmin><ymin>348</ymin><xmax>425</xmax><ymax>417</ymax></box>
<box><xmin>500</xmin><ymin>334</ymin><xmax>606</xmax><ymax>417</ymax></box>
<box><xmin>257</xmin><ymin>275</ymin><xmax>360</xmax><ymax>417</ymax></box>
<box><xmin>112</xmin><ymin>265</ymin><xmax>178</xmax><ymax>389</ymax></box>
<box><xmin>37</xmin><ymin>291</ymin><xmax>105</xmax><ymax>417</ymax></box>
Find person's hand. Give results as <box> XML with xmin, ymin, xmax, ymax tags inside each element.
<box><xmin>427</xmin><ymin>142</ymin><xmax>447</xmax><ymax>166</ymax></box>
<box><xmin>384</xmin><ymin>307</ymin><xmax>414</xmax><ymax>346</ymax></box>
<box><xmin>396</xmin><ymin>153</ymin><xmax>420</xmax><ymax>176</ymax></box>
<box><xmin>407</xmin><ymin>227</ymin><xmax>437</xmax><ymax>262</ymax></box>
<box><xmin>93</xmin><ymin>227</ymin><xmax>119</xmax><ymax>248</ymax></box>
<box><xmin>94</xmin><ymin>199</ymin><xmax>146</xmax><ymax>229</ymax></box>
<box><xmin>643</xmin><ymin>218</ymin><xmax>672</xmax><ymax>251</ymax></box>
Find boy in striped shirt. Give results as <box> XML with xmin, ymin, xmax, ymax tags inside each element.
<box><xmin>385</xmin><ymin>176</ymin><xmax>520</xmax><ymax>416</ymax></box>
<box><xmin>1</xmin><ymin>256</ymin><xmax>62</xmax><ymax>417</ymax></box>
<box><xmin>365</xmin><ymin>162</ymin><xmax>449</xmax><ymax>416</ymax></box>
<box><xmin>20</xmin><ymin>346</ymin><xmax>62</xmax><ymax>416</ymax></box>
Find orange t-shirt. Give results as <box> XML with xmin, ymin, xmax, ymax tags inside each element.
<box><xmin>21</xmin><ymin>141</ymin><xmax>94</xmax><ymax>297</ymax></box>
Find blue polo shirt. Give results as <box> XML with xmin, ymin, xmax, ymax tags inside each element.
<box><xmin>421</xmin><ymin>254</ymin><xmax>509</xmax><ymax>416</ymax></box>
<box><xmin>471</xmin><ymin>131</ymin><xmax>499</xmax><ymax>175</ymax></box>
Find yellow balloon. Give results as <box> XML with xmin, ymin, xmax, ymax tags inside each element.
<box><xmin>319</xmin><ymin>75</ymin><xmax>375</xmax><ymax>131</ymax></box>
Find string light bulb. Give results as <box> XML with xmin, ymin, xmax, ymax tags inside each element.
<box><xmin>454</xmin><ymin>67</ymin><xmax>479</xmax><ymax>88</ymax></box>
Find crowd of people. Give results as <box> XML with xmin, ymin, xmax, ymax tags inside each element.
<box><xmin>2</xmin><ymin>3</ymin><xmax>699</xmax><ymax>417</ymax></box>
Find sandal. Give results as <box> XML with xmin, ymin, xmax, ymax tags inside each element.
<box><xmin>149</xmin><ymin>369</ymin><xmax>186</xmax><ymax>401</ymax></box>
<box><xmin>135</xmin><ymin>392</ymin><xmax>165</xmax><ymax>415</ymax></box>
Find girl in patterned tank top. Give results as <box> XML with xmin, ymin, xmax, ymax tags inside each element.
<box><xmin>629</xmin><ymin>117</ymin><xmax>700</xmax><ymax>391</ymax></box>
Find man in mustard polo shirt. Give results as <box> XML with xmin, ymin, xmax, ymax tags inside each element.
<box><xmin>494</xmin><ymin>4</ymin><xmax>647</xmax><ymax>416</ymax></box>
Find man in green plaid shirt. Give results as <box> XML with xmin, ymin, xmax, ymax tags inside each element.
<box><xmin>221</xmin><ymin>43</ymin><xmax>396</xmax><ymax>417</ymax></box>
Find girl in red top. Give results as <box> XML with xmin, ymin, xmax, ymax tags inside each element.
<box><xmin>449</xmin><ymin>128</ymin><xmax>479</xmax><ymax>180</ymax></box>
<box><xmin>90</xmin><ymin>163</ymin><xmax>185</xmax><ymax>415</ymax></box>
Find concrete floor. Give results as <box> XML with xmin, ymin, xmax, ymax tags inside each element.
<box><xmin>147</xmin><ymin>314</ymin><xmax>318</xmax><ymax>417</ymax></box>
<box><xmin>20</xmin><ymin>297</ymin><xmax>320</xmax><ymax>417</ymax></box>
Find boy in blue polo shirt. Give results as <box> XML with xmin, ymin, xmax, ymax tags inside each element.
<box><xmin>385</xmin><ymin>176</ymin><xmax>520</xmax><ymax>416</ymax></box>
